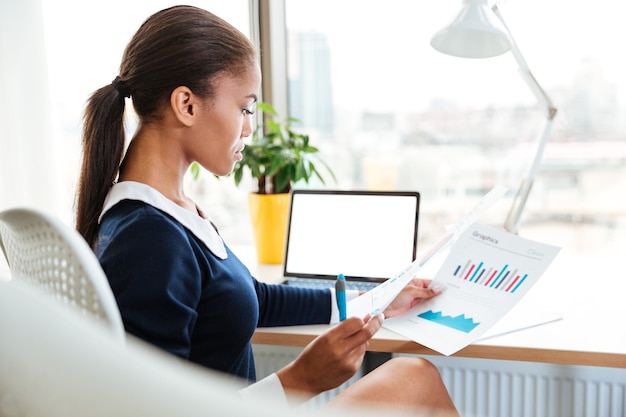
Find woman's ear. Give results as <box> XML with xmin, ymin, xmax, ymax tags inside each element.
<box><xmin>170</xmin><ymin>86</ymin><xmax>196</xmax><ymax>127</ymax></box>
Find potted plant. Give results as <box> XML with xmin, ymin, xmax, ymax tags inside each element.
<box><xmin>232</xmin><ymin>102</ymin><xmax>335</xmax><ymax>263</ymax></box>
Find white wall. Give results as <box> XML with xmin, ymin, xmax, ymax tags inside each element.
<box><xmin>0</xmin><ymin>0</ymin><xmax>63</xmax><ymax>216</ymax></box>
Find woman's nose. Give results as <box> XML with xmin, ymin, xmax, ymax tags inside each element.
<box><xmin>241</xmin><ymin>115</ymin><xmax>253</xmax><ymax>138</ymax></box>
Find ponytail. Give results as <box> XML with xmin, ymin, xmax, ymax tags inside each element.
<box><xmin>76</xmin><ymin>82</ymin><xmax>127</xmax><ymax>247</ymax></box>
<box><xmin>75</xmin><ymin>5</ymin><xmax>257</xmax><ymax>248</ymax></box>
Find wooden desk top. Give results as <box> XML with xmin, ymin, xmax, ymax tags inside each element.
<box><xmin>231</xmin><ymin>245</ymin><xmax>626</xmax><ymax>369</ymax></box>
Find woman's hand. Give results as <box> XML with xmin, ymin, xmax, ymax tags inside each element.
<box><xmin>383</xmin><ymin>278</ymin><xmax>442</xmax><ymax>319</ymax></box>
<box><xmin>276</xmin><ymin>313</ymin><xmax>384</xmax><ymax>401</ymax></box>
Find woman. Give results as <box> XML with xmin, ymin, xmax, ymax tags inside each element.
<box><xmin>75</xmin><ymin>5</ymin><xmax>458</xmax><ymax>415</ymax></box>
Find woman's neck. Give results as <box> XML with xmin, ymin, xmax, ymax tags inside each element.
<box><xmin>119</xmin><ymin>127</ymin><xmax>196</xmax><ymax>214</ymax></box>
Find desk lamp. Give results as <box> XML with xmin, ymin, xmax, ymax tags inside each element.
<box><xmin>431</xmin><ymin>0</ymin><xmax>557</xmax><ymax>234</ymax></box>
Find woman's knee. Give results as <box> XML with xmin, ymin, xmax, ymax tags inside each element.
<box><xmin>329</xmin><ymin>356</ymin><xmax>457</xmax><ymax>415</ymax></box>
<box><xmin>383</xmin><ymin>356</ymin><xmax>442</xmax><ymax>381</ymax></box>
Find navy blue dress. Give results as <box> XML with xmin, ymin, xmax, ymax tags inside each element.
<box><xmin>97</xmin><ymin>200</ymin><xmax>330</xmax><ymax>381</ymax></box>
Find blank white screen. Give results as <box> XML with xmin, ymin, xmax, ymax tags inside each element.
<box><xmin>284</xmin><ymin>192</ymin><xmax>419</xmax><ymax>279</ymax></box>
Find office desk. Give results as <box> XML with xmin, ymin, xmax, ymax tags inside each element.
<box><xmin>232</xmin><ymin>246</ymin><xmax>626</xmax><ymax>369</ymax></box>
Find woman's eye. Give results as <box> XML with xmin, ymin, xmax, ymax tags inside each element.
<box><xmin>243</xmin><ymin>108</ymin><xmax>255</xmax><ymax>116</ymax></box>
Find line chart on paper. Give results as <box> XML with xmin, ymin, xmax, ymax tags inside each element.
<box><xmin>416</xmin><ymin>310</ymin><xmax>480</xmax><ymax>333</ymax></box>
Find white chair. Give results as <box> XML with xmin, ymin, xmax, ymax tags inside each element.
<box><xmin>0</xmin><ymin>282</ymin><xmax>417</xmax><ymax>417</ymax></box>
<box><xmin>0</xmin><ymin>207</ymin><xmax>125</xmax><ymax>342</ymax></box>
<box><xmin>0</xmin><ymin>281</ymin><xmax>256</xmax><ymax>417</ymax></box>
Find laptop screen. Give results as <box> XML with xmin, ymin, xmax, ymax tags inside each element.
<box><xmin>283</xmin><ymin>190</ymin><xmax>420</xmax><ymax>283</ymax></box>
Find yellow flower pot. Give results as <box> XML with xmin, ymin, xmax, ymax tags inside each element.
<box><xmin>247</xmin><ymin>193</ymin><xmax>291</xmax><ymax>264</ymax></box>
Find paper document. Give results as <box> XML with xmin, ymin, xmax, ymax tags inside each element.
<box><xmin>477</xmin><ymin>307</ymin><xmax>563</xmax><ymax>342</ymax></box>
<box><xmin>347</xmin><ymin>185</ymin><xmax>509</xmax><ymax>319</ymax></box>
<box><xmin>383</xmin><ymin>223</ymin><xmax>560</xmax><ymax>355</ymax></box>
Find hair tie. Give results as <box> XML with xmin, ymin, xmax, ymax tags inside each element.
<box><xmin>111</xmin><ymin>76</ymin><xmax>131</xmax><ymax>98</ymax></box>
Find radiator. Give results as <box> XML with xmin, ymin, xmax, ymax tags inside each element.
<box><xmin>253</xmin><ymin>345</ymin><xmax>626</xmax><ymax>417</ymax></box>
<box><xmin>413</xmin><ymin>355</ymin><xmax>626</xmax><ymax>417</ymax></box>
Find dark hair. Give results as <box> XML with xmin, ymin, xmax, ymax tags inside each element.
<box><xmin>75</xmin><ymin>5</ymin><xmax>257</xmax><ymax>247</ymax></box>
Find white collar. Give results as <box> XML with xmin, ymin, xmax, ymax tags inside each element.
<box><xmin>98</xmin><ymin>181</ymin><xmax>227</xmax><ymax>259</ymax></box>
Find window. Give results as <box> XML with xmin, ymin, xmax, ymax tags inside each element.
<box><xmin>281</xmin><ymin>0</ymin><xmax>626</xmax><ymax>255</ymax></box>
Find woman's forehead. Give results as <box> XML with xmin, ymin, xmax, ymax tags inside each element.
<box><xmin>213</xmin><ymin>64</ymin><xmax>261</xmax><ymax>96</ymax></box>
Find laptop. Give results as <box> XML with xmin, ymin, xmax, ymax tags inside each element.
<box><xmin>283</xmin><ymin>189</ymin><xmax>420</xmax><ymax>291</ymax></box>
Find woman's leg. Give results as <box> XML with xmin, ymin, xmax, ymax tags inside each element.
<box><xmin>326</xmin><ymin>357</ymin><xmax>459</xmax><ymax>417</ymax></box>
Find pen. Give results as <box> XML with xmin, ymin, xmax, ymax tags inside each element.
<box><xmin>336</xmin><ymin>273</ymin><xmax>347</xmax><ymax>322</ymax></box>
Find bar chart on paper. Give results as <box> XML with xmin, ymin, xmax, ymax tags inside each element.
<box><xmin>452</xmin><ymin>260</ymin><xmax>529</xmax><ymax>293</ymax></box>
<box><xmin>383</xmin><ymin>223</ymin><xmax>561</xmax><ymax>355</ymax></box>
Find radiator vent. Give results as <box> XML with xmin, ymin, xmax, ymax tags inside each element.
<box><xmin>421</xmin><ymin>355</ymin><xmax>626</xmax><ymax>417</ymax></box>
<box><xmin>253</xmin><ymin>345</ymin><xmax>626</xmax><ymax>417</ymax></box>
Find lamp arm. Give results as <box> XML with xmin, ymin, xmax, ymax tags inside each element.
<box><xmin>492</xmin><ymin>4</ymin><xmax>558</xmax><ymax>233</ymax></box>
<box><xmin>503</xmin><ymin>117</ymin><xmax>556</xmax><ymax>233</ymax></box>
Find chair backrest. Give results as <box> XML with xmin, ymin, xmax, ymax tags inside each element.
<box><xmin>0</xmin><ymin>207</ymin><xmax>125</xmax><ymax>342</ymax></box>
<box><xmin>0</xmin><ymin>282</ymin><xmax>391</xmax><ymax>417</ymax></box>
<box><xmin>0</xmin><ymin>281</ymin><xmax>254</xmax><ymax>417</ymax></box>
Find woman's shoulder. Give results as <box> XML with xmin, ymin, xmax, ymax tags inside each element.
<box><xmin>100</xmin><ymin>199</ymin><xmax>187</xmax><ymax>237</ymax></box>
<box><xmin>96</xmin><ymin>200</ymin><xmax>200</xmax><ymax>262</ymax></box>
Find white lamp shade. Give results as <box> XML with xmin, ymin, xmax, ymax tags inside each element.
<box><xmin>431</xmin><ymin>0</ymin><xmax>511</xmax><ymax>58</ymax></box>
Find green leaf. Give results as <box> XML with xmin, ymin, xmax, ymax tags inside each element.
<box><xmin>190</xmin><ymin>162</ymin><xmax>201</xmax><ymax>180</ymax></box>
<box><xmin>233</xmin><ymin>166</ymin><xmax>243</xmax><ymax>185</ymax></box>
<box><xmin>256</xmin><ymin>101</ymin><xmax>277</xmax><ymax>116</ymax></box>
<box><xmin>218</xmin><ymin>101</ymin><xmax>335</xmax><ymax>193</ymax></box>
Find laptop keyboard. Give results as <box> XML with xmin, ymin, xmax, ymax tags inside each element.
<box><xmin>284</xmin><ymin>278</ymin><xmax>380</xmax><ymax>292</ymax></box>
